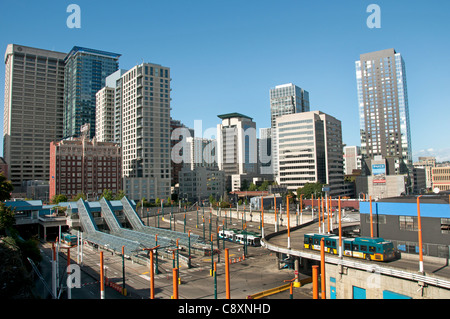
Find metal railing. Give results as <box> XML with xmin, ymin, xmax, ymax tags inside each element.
<box><xmin>261</xmin><ymin>231</ymin><xmax>450</xmax><ymax>290</ymax></box>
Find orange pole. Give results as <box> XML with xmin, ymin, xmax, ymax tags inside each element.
<box><xmin>417</xmin><ymin>195</ymin><xmax>424</xmax><ymax>273</ymax></box>
<box><xmin>150</xmin><ymin>250</ymin><xmax>155</xmax><ymax>299</ymax></box>
<box><xmin>370</xmin><ymin>196</ymin><xmax>373</xmax><ymax>238</ymax></box>
<box><xmin>320</xmin><ymin>238</ymin><xmax>326</xmax><ymax>299</ymax></box>
<box><xmin>100</xmin><ymin>251</ymin><xmax>105</xmax><ymax>299</ymax></box>
<box><xmin>312</xmin><ymin>265</ymin><xmax>319</xmax><ymax>299</ymax></box>
<box><xmin>322</xmin><ymin>197</ymin><xmax>325</xmax><ymax>232</ymax></box>
<box><xmin>317</xmin><ymin>196</ymin><xmax>321</xmax><ymax>233</ymax></box>
<box><xmin>321</xmin><ymin>196</ymin><xmax>324</xmax><ymax>232</ymax></box>
<box><xmin>172</xmin><ymin>268</ymin><xmax>178</xmax><ymax>299</ymax></box>
<box><xmin>327</xmin><ymin>196</ymin><xmax>330</xmax><ymax>234</ymax></box>
<box><xmin>300</xmin><ymin>194</ymin><xmax>303</xmax><ymax>216</ymax></box>
<box><xmin>142</xmin><ymin>245</ymin><xmax>160</xmax><ymax>299</ymax></box>
<box><xmin>261</xmin><ymin>197</ymin><xmax>264</xmax><ymax>237</ymax></box>
<box><xmin>338</xmin><ymin>196</ymin><xmax>342</xmax><ymax>257</ymax></box>
<box><xmin>287</xmin><ymin>196</ymin><xmax>291</xmax><ymax>248</ymax></box>
<box><xmin>225</xmin><ymin>248</ymin><xmax>230</xmax><ymax>299</ymax></box>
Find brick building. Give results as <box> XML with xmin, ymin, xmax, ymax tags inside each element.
<box><xmin>49</xmin><ymin>136</ymin><xmax>122</xmax><ymax>200</ymax></box>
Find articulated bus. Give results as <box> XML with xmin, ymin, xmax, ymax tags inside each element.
<box><xmin>304</xmin><ymin>233</ymin><xmax>396</xmax><ymax>262</ymax></box>
<box><xmin>235</xmin><ymin>232</ymin><xmax>261</xmax><ymax>247</ymax></box>
<box><xmin>219</xmin><ymin>229</ymin><xmax>261</xmax><ymax>247</ymax></box>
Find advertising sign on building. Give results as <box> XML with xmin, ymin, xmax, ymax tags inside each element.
<box><xmin>372</xmin><ymin>164</ymin><xmax>386</xmax><ymax>184</ymax></box>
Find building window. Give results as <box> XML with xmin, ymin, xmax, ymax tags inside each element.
<box><xmin>441</xmin><ymin>218</ymin><xmax>450</xmax><ymax>234</ymax></box>
<box><xmin>399</xmin><ymin>216</ymin><xmax>417</xmax><ymax>231</ymax></box>
<box><xmin>365</xmin><ymin>214</ymin><xmax>386</xmax><ymax>224</ymax></box>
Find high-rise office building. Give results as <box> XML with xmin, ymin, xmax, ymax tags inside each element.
<box><xmin>64</xmin><ymin>46</ymin><xmax>120</xmax><ymax>139</ymax></box>
<box><xmin>3</xmin><ymin>44</ymin><xmax>66</xmax><ymax>190</ymax></box>
<box><xmin>343</xmin><ymin>146</ymin><xmax>362</xmax><ymax>175</ymax></box>
<box><xmin>276</xmin><ymin>111</ymin><xmax>344</xmax><ymax>196</ymax></box>
<box><xmin>117</xmin><ymin>63</ymin><xmax>171</xmax><ymax>201</ymax></box>
<box><xmin>170</xmin><ymin>119</ymin><xmax>194</xmax><ymax>186</ymax></box>
<box><xmin>185</xmin><ymin>137</ymin><xmax>217</xmax><ymax>170</ymax></box>
<box><xmin>355</xmin><ymin>48</ymin><xmax>412</xmax><ymax>166</ymax></box>
<box><xmin>217</xmin><ymin>113</ymin><xmax>258</xmax><ymax>176</ymax></box>
<box><xmin>259</xmin><ymin>127</ymin><xmax>272</xmax><ymax>175</ymax></box>
<box><xmin>270</xmin><ymin>83</ymin><xmax>310</xmax><ymax>178</ymax></box>
<box><xmin>413</xmin><ymin>156</ymin><xmax>436</xmax><ymax>189</ymax></box>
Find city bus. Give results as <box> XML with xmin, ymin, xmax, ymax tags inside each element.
<box><xmin>304</xmin><ymin>233</ymin><xmax>396</xmax><ymax>262</ymax></box>
<box><xmin>61</xmin><ymin>232</ymin><xmax>78</xmax><ymax>246</ymax></box>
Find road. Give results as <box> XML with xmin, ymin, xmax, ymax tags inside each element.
<box><xmin>37</xmin><ymin>207</ymin><xmax>313</xmax><ymax>299</ymax></box>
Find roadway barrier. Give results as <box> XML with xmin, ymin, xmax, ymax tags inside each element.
<box><xmin>105</xmin><ymin>277</ymin><xmax>127</xmax><ymax>296</ymax></box>
<box><xmin>229</xmin><ymin>254</ymin><xmax>246</xmax><ymax>264</ymax></box>
<box><xmin>246</xmin><ymin>277</ymin><xmax>312</xmax><ymax>299</ymax></box>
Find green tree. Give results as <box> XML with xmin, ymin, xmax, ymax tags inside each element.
<box><xmin>114</xmin><ymin>190</ymin><xmax>126</xmax><ymax>200</ymax></box>
<box><xmin>0</xmin><ymin>203</ymin><xmax>15</xmax><ymax>235</ymax></box>
<box><xmin>100</xmin><ymin>189</ymin><xmax>114</xmax><ymax>200</ymax></box>
<box><xmin>50</xmin><ymin>194</ymin><xmax>68</xmax><ymax>204</ymax></box>
<box><xmin>72</xmin><ymin>193</ymin><xmax>87</xmax><ymax>201</ymax></box>
<box><xmin>258</xmin><ymin>181</ymin><xmax>270</xmax><ymax>191</ymax></box>
<box><xmin>296</xmin><ymin>182</ymin><xmax>324</xmax><ymax>198</ymax></box>
<box><xmin>0</xmin><ymin>173</ymin><xmax>13</xmax><ymax>202</ymax></box>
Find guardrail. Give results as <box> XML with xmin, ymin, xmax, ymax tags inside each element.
<box><xmin>261</xmin><ymin>229</ymin><xmax>450</xmax><ymax>290</ymax></box>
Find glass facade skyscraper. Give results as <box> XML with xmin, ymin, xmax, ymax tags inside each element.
<box><xmin>355</xmin><ymin>48</ymin><xmax>412</xmax><ymax>166</ymax></box>
<box><xmin>64</xmin><ymin>46</ymin><xmax>120</xmax><ymax>139</ymax></box>
<box><xmin>270</xmin><ymin>83</ymin><xmax>310</xmax><ymax>178</ymax></box>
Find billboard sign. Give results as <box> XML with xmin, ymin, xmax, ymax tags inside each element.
<box><xmin>372</xmin><ymin>164</ymin><xmax>386</xmax><ymax>184</ymax></box>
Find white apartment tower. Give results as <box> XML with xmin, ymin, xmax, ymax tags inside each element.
<box><xmin>3</xmin><ymin>44</ymin><xmax>66</xmax><ymax>190</ymax></box>
<box><xmin>117</xmin><ymin>63</ymin><xmax>171</xmax><ymax>201</ymax></box>
<box><xmin>95</xmin><ymin>86</ymin><xmax>115</xmax><ymax>142</ymax></box>
<box><xmin>276</xmin><ymin>111</ymin><xmax>344</xmax><ymax>196</ymax></box>
<box><xmin>96</xmin><ymin>69</ymin><xmax>126</xmax><ymax>143</ymax></box>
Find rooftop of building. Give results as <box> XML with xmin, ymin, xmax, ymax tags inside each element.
<box><xmin>377</xmin><ymin>194</ymin><xmax>450</xmax><ymax>204</ymax></box>
<box><xmin>65</xmin><ymin>46</ymin><xmax>121</xmax><ymax>61</ymax></box>
<box><xmin>217</xmin><ymin>112</ymin><xmax>253</xmax><ymax>121</ymax></box>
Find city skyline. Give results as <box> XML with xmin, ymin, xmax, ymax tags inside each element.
<box><xmin>1</xmin><ymin>1</ymin><xmax>450</xmax><ymax>162</ymax></box>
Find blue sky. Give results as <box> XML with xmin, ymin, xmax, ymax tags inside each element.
<box><xmin>1</xmin><ymin>0</ymin><xmax>449</xmax><ymax>161</ymax></box>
